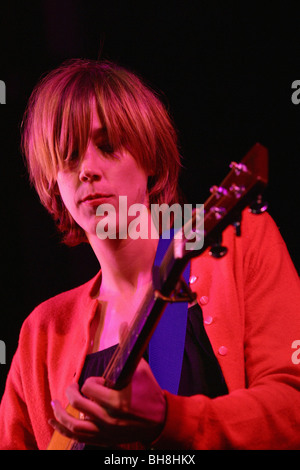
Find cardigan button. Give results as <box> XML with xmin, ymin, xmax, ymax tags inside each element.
<box><xmin>189</xmin><ymin>275</ymin><xmax>198</xmax><ymax>285</ymax></box>
<box><xmin>218</xmin><ymin>346</ymin><xmax>228</xmax><ymax>356</ymax></box>
<box><xmin>199</xmin><ymin>295</ymin><xmax>209</xmax><ymax>305</ymax></box>
<box><xmin>204</xmin><ymin>315</ymin><xmax>213</xmax><ymax>325</ymax></box>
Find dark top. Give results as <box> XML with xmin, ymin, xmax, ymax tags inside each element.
<box><xmin>79</xmin><ymin>303</ymin><xmax>227</xmax><ymax>397</ymax></box>
<box><xmin>75</xmin><ymin>303</ymin><xmax>227</xmax><ymax>450</ymax></box>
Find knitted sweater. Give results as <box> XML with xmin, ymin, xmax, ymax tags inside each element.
<box><xmin>1</xmin><ymin>211</ymin><xmax>300</xmax><ymax>449</ymax></box>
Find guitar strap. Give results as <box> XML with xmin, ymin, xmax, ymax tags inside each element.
<box><xmin>148</xmin><ymin>232</ymin><xmax>190</xmax><ymax>395</ymax></box>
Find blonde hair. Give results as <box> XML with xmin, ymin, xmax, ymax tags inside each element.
<box><xmin>21</xmin><ymin>59</ymin><xmax>181</xmax><ymax>245</ymax></box>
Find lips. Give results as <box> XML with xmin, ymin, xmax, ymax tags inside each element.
<box><xmin>80</xmin><ymin>193</ymin><xmax>113</xmax><ymax>204</ymax></box>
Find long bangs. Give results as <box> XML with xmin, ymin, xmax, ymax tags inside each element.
<box><xmin>54</xmin><ymin>75</ymin><xmax>95</xmax><ymax>171</ymax></box>
<box><xmin>95</xmin><ymin>66</ymin><xmax>181</xmax><ymax>205</ymax></box>
<box><xmin>22</xmin><ymin>59</ymin><xmax>182</xmax><ymax>245</ymax></box>
<box><xmin>22</xmin><ymin>66</ymin><xmax>95</xmax><ymax>187</ymax></box>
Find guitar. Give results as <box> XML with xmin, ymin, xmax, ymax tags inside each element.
<box><xmin>47</xmin><ymin>142</ymin><xmax>268</xmax><ymax>449</ymax></box>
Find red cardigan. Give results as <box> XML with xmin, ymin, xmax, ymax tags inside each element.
<box><xmin>1</xmin><ymin>211</ymin><xmax>300</xmax><ymax>449</ymax></box>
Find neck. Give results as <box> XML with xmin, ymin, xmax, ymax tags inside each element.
<box><xmin>87</xmin><ymin>214</ymin><xmax>159</xmax><ymax>297</ymax></box>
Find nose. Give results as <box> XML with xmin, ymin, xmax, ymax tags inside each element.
<box><xmin>79</xmin><ymin>145</ymin><xmax>102</xmax><ymax>183</ymax></box>
<box><xmin>79</xmin><ymin>166</ymin><xmax>101</xmax><ymax>183</ymax></box>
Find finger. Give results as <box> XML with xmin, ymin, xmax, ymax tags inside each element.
<box><xmin>81</xmin><ymin>377</ymin><xmax>130</xmax><ymax>414</ymax></box>
<box><xmin>65</xmin><ymin>382</ymin><xmax>116</xmax><ymax>424</ymax></box>
<box><xmin>81</xmin><ymin>376</ymin><xmax>149</xmax><ymax>426</ymax></box>
<box><xmin>50</xmin><ymin>399</ymin><xmax>144</xmax><ymax>445</ymax></box>
<box><xmin>66</xmin><ymin>381</ymin><xmax>135</xmax><ymax>428</ymax></box>
<box><xmin>50</xmin><ymin>389</ymin><xmax>147</xmax><ymax>446</ymax></box>
<box><xmin>81</xmin><ymin>361</ymin><xmax>151</xmax><ymax>414</ymax></box>
<box><xmin>50</xmin><ymin>400</ymin><xmax>100</xmax><ymax>437</ymax></box>
<box><xmin>65</xmin><ymin>382</ymin><xmax>100</xmax><ymax>417</ymax></box>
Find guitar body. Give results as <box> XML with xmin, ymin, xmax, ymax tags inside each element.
<box><xmin>47</xmin><ymin>403</ymin><xmax>145</xmax><ymax>450</ymax></box>
<box><xmin>47</xmin><ymin>404</ymin><xmax>79</xmax><ymax>450</ymax></box>
<box><xmin>47</xmin><ymin>143</ymin><xmax>268</xmax><ymax>450</ymax></box>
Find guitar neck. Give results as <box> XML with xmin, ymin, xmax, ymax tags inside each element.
<box><xmin>102</xmin><ymin>143</ymin><xmax>269</xmax><ymax>390</ymax></box>
<box><xmin>102</xmin><ymin>246</ymin><xmax>188</xmax><ymax>390</ymax></box>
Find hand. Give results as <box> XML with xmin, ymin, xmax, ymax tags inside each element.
<box><xmin>49</xmin><ymin>358</ymin><xmax>167</xmax><ymax>447</ymax></box>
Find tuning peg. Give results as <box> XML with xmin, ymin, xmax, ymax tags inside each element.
<box><xmin>210</xmin><ymin>206</ymin><xmax>227</xmax><ymax>219</ymax></box>
<box><xmin>250</xmin><ymin>195</ymin><xmax>268</xmax><ymax>214</ymax></box>
<box><xmin>209</xmin><ymin>234</ymin><xmax>228</xmax><ymax>258</ymax></box>
<box><xmin>229</xmin><ymin>183</ymin><xmax>245</xmax><ymax>199</ymax></box>
<box><xmin>210</xmin><ymin>185</ymin><xmax>228</xmax><ymax>198</ymax></box>
<box><xmin>229</xmin><ymin>161</ymin><xmax>249</xmax><ymax>175</ymax></box>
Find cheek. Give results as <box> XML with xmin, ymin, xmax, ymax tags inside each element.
<box><xmin>124</xmin><ymin>176</ymin><xmax>148</xmax><ymax>208</ymax></box>
<box><xmin>56</xmin><ymin>174</ymin><xmax>77</xmax><ymax>213</ymax></box>
<box><xmin>124</xmin><ymin>166</ymin><xmax>149</xmax><ymax>201</ymax></box>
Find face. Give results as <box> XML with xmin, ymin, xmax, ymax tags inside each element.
<box><xmin>56</xmin><ymin>104</ymin><xmax>149</xmax><ymax>241</ymax></box>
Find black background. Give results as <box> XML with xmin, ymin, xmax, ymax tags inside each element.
<box><xmin>0</xmin><ymin>1</ymin><xmax>299</xmax><ymax>399</ymax></box>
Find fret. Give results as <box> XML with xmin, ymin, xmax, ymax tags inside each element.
<box><xmin>103</xmin><ymin>284</ymin><xmax>158</xmax><ymax>388</ymax></box>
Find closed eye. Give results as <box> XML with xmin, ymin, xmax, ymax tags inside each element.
<box><xmin>96</xmin><ymin>141</ymin><xmax>121</xmax><ymax>160</ymax></box>
<box><xmin>97</xmin><ymin>142</ymin><xmax>115</xmax><ymax>154</ymax></box>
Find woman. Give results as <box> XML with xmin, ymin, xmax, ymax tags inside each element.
<box><xmin>0</xmin><ymin>59</ymin><xmax>300</xmax><ymax>449</ymax></box>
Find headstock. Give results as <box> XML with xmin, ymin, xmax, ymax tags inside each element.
<box><xmin>178</xmin><ymin>143</ymin><xmax>269</xmax><ymax>260</ymax></box>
